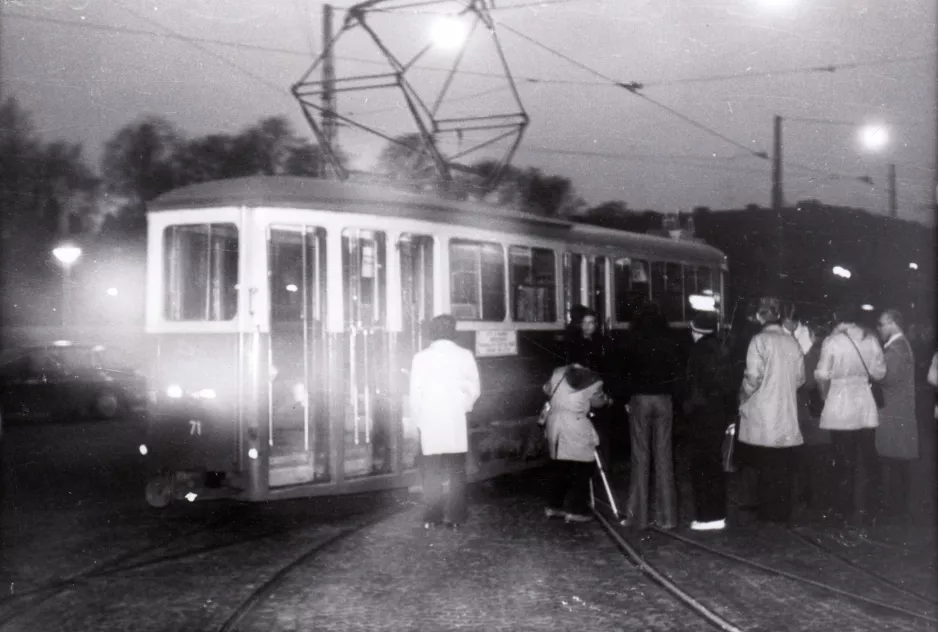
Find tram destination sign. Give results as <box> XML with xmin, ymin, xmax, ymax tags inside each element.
<box><xmin>475</xmin><ymin>330</ymin><xmax>518</xmax><ymax>357</ymax></box>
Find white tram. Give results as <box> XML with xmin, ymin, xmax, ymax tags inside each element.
<box><xmin>141</xmin><ymin>176</ymin><xmax>727</xmax><ymax>507</ymax></box>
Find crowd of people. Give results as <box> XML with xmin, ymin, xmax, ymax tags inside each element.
<box><xmin>408</xmin><ymin>301</ymin><xmax>936</xmax><ymax>533</ymax></box>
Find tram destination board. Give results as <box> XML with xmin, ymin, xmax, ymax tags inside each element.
<box><xmin>474</xmin><ymin>330</ymin><xmax>519</xmax><ymax>357</ymax></box>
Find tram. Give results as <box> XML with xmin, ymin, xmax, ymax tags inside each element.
<box><xmin>141</xmin><ymin>176</ymin><xmax>727</xmax><ymax>507</ymax></box>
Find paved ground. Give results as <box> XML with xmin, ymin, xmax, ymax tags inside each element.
<box><xmin>1</xmin><ymin>411</ymin><xmax>935</xmax><ymax>631</ymax></box>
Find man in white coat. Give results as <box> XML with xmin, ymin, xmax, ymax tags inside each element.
<box><xmin>409</xmin><ymin>314</ymin><xmax>481</xmax><ymax>529</ymax></box>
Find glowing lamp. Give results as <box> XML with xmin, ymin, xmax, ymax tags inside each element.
<box><xmin>430</xmin><ymin>16</ymin><xmax>469</xmax><ymax>50</ymax></box>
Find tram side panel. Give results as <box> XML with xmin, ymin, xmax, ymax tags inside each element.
<box><xmin>456</xmin><ymin>329</ymin><xmax>563</xmax><ymax>477</ymax></box>
<box><xmin>146</xmin><ymin>332</ymin><xmax>242</xmax><ymax>502</ymax></box>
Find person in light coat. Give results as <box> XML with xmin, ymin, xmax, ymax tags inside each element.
<box><xmin>874</xmin><ymin>309</ymin><xmax>918</xmax><ymax>520</ymax></box>
<box><xmin>409</xmin><ymin>315</ymin><xmax>481</xmax><ymax>529</ymax></box>
<box><xmin>815</xmin><ymin>304</ymin><xmax>886</xmax><ymax>526</ymax></box>
<box><xmin>543</xmin><ymin>360</ymin><xmax>612</xmax><ymax>523</ymax></box>
<box><xmin>738</xmin><ymin>297</ymin><xmax>805</xmax><ymax>524</ymax></box>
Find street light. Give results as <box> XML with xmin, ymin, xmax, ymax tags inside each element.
<box><xmin>832</xmin><ymin>266</ymin><xmax>852</xmax><ymax>279</ymax></box>
<box><xmin>52</xmin><ymin>243</ymin><xmax>82</xmax><ymax>330</ymax></box>
<box><xmin>430</xmin><ymin>15</ymin><xmax>470</xmax><ymax>50</ymax></box>
<box><xmin>909</xmin><ymin>262</ymin><xmax>919</xmax><ymax>270</ymax></box>
<box><xmin>858</xmin><ymin>124</ymin><xmax>889</xmax><ymax>153</ymax></box>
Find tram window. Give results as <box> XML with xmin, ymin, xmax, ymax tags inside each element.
<box><xmin>613</xmin><ymin>257</ymin><xmax>650</xmax><ymax>322</ymax></box>
<box><xmin>509</xmin><ymin>246</ymin><xmax>556</xmax><ymax>323</ymax></box>
<box><xmin>664</xmin><ymin>262</ymin><xmax>685</xmax><ymax>322</ymax></box>
<box><xmin>163</xmin><ymin>223</ymin><xmax>238</xmax><ymax>321</ymax></box>
<box><xmin>269</xmin><ymin>227</ymin><xmax>324</xmax><ymax>323</ymax></box>
<box><xmin>449</xmin><ymin>240</ymin><xmax>506</xmax><ymax>321</ymax></box>
<box><xmin>650</xmin><ymin>261</ymin><xmax>666</xmax><ymax>302</ymax></box>
<box><xmin>696</xmin><ymin>266</ymin><xmax>715</xmax><ymax>295</ymax></box>
<box><xmin>342</xmin><ymin>229</ymin><xmax>386</xmax><ymax>326</ymax></box>
<box><xmin>563</xmin><ymin>253</ymin><xmax>585</xmax><ymax>320</ymax></box>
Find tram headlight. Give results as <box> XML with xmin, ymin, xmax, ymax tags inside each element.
<box><xmin>248</xmin><ymin>448</ymin><xmax>259</xmax><ymax>460</ymax></box>
<box><xmin>138</xmin><ymin>444</ymin><xmax>148</xmax><ymax>456</ymax></box>
<box><xmin>689</xmin><ymin>294</ymin><xmax>718</xmax><ymax>312</ymax></box>
<box><xmin>166</xmin><ymin>384</ymin><xmax>184</xmax><ymax>399</ymax></box>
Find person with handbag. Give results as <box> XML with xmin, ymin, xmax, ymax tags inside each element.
<box><xmin>542</xmin><ymin>359</ymin><xmax>612</xmax><ymax>523</ymax></box>
<box><xmin>874</xmin><ymin>309</ymin><xmax>918</xmax><ymax>521</ymax></box>
<box><xmin>737</xmin><ymin>297</ymin><xmax>805</xmax><ymax>525</ymax></box>
<box><xmin>814</xmin><ymin>304</ymin><xmax>886</xmax><ymax>527</ymax></box>
<box><xmin>683</xmin><ymin>313</ymin><xmax>735</xmax><ymax>531</ymax></box>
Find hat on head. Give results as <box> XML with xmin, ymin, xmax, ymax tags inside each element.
<box><xmin>690</xmin><ymin>313</ymin><xmax>718</xmax><ymax>334</ymax></box>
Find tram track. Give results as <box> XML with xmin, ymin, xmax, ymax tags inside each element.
<box><xmin>0</xmin><ymin>500</ymin><xmax>414</xmax><ymax>632</ymax></box>
<box><xmin>592</xmin><ymin>501</ymin><xmax>936</xmax><ymax>631</ymax></box>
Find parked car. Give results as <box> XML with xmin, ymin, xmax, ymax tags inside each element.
<box><xmin>0</xmin><ymin>342</ymin><xmax>148</xmax><ymax>421</ymax></box>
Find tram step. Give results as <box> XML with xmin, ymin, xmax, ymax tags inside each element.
<box><xmin>270</xmin><ymin>452</ymin><xmax>311</xmax><ymax>468</ymax></box>
<box><xmin>270</xmin><ymin>463</ymin><xmax>316</xmax><ymax>487</ymax></box>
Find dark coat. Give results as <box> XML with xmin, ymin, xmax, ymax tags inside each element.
<box><xmin>875</xmin><ymin>335</ymin><xmax>919</xmax><ymax>460</ymax></box>
<box><xmin>683</xmin><ymin>333</ymin><xmax>734</xmax><ymax>435</ymax></box>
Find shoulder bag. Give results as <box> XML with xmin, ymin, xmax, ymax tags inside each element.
<box><xmin>843</xmin><ymin>334</ymin><xmax>885</xmax><ymax>409</ymax></box>
<box><xmin>538</xmin><ymin>370</ymin><xmax>567</xmax><ymax>426</ymax></box>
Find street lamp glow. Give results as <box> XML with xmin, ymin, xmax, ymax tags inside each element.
<box><xmin>832</xmin><ymin>266</ymin><xmax>852</xmax><ymax>279</ymax></box>
<box><xmin>53</xmin><ymin>245</ymin><xmax>82</xmax><ymax>266</ymax></box>
<box><xmin>909</xmin><ymin>262</ymin><xmax>919</xmax><ymax>270</ymax></box>
<box><xmin>430</xmin><ymin>16</ymin><xmax>469</xmax><ymax>50</ymax></box>
<box><xmin>106</xmin><ymin>287</ymin><xmax>119</xmax><ymax>297</ymax></box>
<box><xmin>859</xmin><ymin>124</ymin><xmax>889</xmax><ymax>152</ymax></box>
<box><xmin>758</xmin><ymin>0</ymin><xmax>796</xmax><ymax>10</ymax></box>
<box><xmin>861</xmin><ymin>304</ymin><xmax>874</xmax><ymax>312</ymax></box>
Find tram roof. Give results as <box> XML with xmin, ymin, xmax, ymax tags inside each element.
<box><xmin>149</xmin><ymin>176</ymin><xmax>726</xmax><ymax>264</ymax></box>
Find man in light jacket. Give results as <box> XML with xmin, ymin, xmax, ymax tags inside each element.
<box><xmin>409</xmin><ymin>314</ymin><xmax>481</xmax><ymax>529</ymax></box>
<box><xmin>738</xmin><ymin>297</ymin><xmax>805</xmax><ymax>525</ymax></box>
<box><xmin>874</xmin><ymin>309</ymin><xmax>918</xmax><ymax>520</ymax></box>
<box><xmin>815</xmin><ymin>304</ymin><xmax>886</xmax><ymax>526</ymax></box>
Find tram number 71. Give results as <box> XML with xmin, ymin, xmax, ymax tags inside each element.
<box><xmin>188</xmin><ymin>420</ymin><xmax>202</xmax><ymax>436</ymax></box>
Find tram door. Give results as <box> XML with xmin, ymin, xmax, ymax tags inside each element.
<box><xmin>592</xmin><ymin>256</ymin><xmax>608</xmax><ymax>326</ymax></box>
<box><xmin>398</xmin><ymin>234</ymin><xmax>434</xmax><ymax>470</ymax></box>
<box><xmin>342</xmin><ymin>229</ymin><xmax>392</xmax><ymax>478</ymax></box>
<box><xmin>267</xmin><ymin>226</ymin><xmax>329</xmax><ymax>487</ymax></box>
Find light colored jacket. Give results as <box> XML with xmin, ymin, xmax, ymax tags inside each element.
<box><xmin>875</xmin><ymin>335</ymin><xmax>918</xmax><ymax>459</ymax></box>
<box><xmin>928</xmin><ymin>352</ymin><xmax>938</xmax><ymax>388</ymax></box>
<box><xmin>409</xmin><ymin>340</ymin><xmax>481</xmax><ymax>455</ymax></box>
<box><xmin>815</xmin><ymin>323</ymin><xmax>886</xmax><ymax>431</ymax></box>
<box><xmin>738</xmin><ymin>324</ymin><xmax>805</xmax><ymax>448</ymax></box>
<box><xmin>544</xmin><ymin>367</ymin><xmax>603</xmax><ymax>463</ymax></box>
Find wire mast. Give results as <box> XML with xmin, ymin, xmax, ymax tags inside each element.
<box><xmin>292</xmin><ymin>0</ymin><xmax>529</xmax><ymax>195</ymax></box>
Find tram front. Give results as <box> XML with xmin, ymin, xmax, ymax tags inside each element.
<box><xmin>142</xmin><ymin>204</ymin><xmax>251</xmax><ymax>507</ymax></box>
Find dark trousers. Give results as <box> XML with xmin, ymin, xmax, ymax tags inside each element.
<box><xmin>421</xmin><ymin>452</ymin><xmax>468</xmax><ymax>524</ymax></box>
<box><xmin>741</xmin><ymin>443</ymin><xmax>795</xmax><ymax>523</ymax></box>
<box><xmin>793</xmin><ymin>445</ymin><xmax>832</xmax><ymax>510</ymax></box>
<box><xmin>547</xmin><ymin>459</ymin><xmax>593</xmax><ymax>515</ymax></box>
<box><xmin>688</xmin><ymin>418</ymin><xmax>727</xmax><ymax>522</ymax></box>
<box><xmin>626</xmin><ymin>395</ymin><xmax>677</xmax><ymax>528</ymax></box>
<box><xmin>829</xmin><ymin>428</ymin><xmax>876</xmax><ymax>523</ymax></box>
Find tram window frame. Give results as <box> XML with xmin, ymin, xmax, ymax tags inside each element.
<box><xmin>613</xmin><ymin>257</ymin><xmax>650</xmax><ymax>323</ymax></box>
<box><xmin>563</xmin><ymin>252</ymin><xmax>585</xmax><ymax>321</ymax></box>
<box><xmin>509</xmin><ymin>245</ymin><xmax>557</xmax><ymax>323</ymax></box>
<box><xmin>449</xmin><ymin>239</ymin><xmax>506</xmax><ymax>322</ymax></box>
<box><xmin>664</xmin><ymin>262</ymin><xmax>685</xmax><ymax>322</ymax></box>
<box><xmin>163</xmin><ymin>223</ymin><xmax>239</xmax><ymax>322</ymax></box>
<box><xmin>342</xmin><ymin>229</ymin><xmax>387</xmax><ymax>327</ymax></box>
<box><xmin>269</xmin><ymin>226</ymin><xmax>326</xmax><ymax>324</ymax></box>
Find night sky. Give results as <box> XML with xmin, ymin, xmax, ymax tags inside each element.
<box><xmin>4</xmin><ymin>0</ymin><xmax>935</xmax><ymax>221</ymax></box>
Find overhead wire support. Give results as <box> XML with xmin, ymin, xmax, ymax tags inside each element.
<box><xmin>292</xmin><ymin>0</ymin><xmax>529</xmax><ymax>193</ymax></box>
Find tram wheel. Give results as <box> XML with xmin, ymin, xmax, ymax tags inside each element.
<box><xmin>145</xmin><ymin>475</ymin><xmax>173</xmax><ymax>508</ymax></box>
<box><xmin>94</xmin><ymin>390</ymin><xmax>121</xmax><ymax>420</ymax></box>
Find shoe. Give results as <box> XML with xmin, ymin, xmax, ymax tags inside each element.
<box><xmin>544</xmin><ymin>508</ymin><xmax>565</xmax><ymax>519</ymax></box>
<box><xmin>564</xmin><ymin>512</ymin><xmax>592</xmax><ymax>523</ymax></box>
<box><xmin>655</xmin><ymin>522</ymin><xmax>677</xmax><ymax>531</ymax></box>
<box><xmin>618</xmin><ymin>517</ymin><xmax>648</xmax><ymax>530</ymax></box>
<box><xmin>690</xmin><ymin>519</ymin><xmax>727</xmax><ymax>532</ymax></box>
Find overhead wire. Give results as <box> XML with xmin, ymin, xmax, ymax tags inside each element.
<box><xmin>7</xmin><ymin>13</ymin><xmax>928</xmax><ymax>91</ymax></box>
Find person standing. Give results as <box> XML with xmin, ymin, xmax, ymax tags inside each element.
<box><xmin>409</xmin><ymin>315</ymin><xmax>481</xmax><ymax>529</ymax></box>
<box><xmin>683</xmin><ymin>313</ymin><xmax>735</xmax><ymax>531</ymax></box>
<box><xmin>737</xmin><ymin>297</ymin><xmax>805</xmax><ymax>525</ymax></box>
<box><xmin>874</xmin><ymin>309</ymin><xmax>918</xmax><ymax>520</ymax></box>
<box><xmin>543</xmin><ymin>360</ymin><xmax>612</xmax><ymax>523</ymax></box>
<box><xmin>815</xmin><ymin>305</ymin><xmax>886</xmax><ymax>527</ymax></box>
<box><xmin>621</xmin><ymin>303</ymin><xmax>682</xmax><ymax>530</ymax></box>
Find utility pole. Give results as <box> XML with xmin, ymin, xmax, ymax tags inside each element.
<box><xmin>321</xmin><ymin>3</ymin><xmax>337</xmax><ymax>179</ymax></box>
<box><xmin>771</xmin><ymin>114</ymin><xmax>785</xmax><ymax>294</ymax></box>
<box><xmin>887</xmin><ymin>163</ymin><xmax>897</xmax><ymax>218</ymax></box>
